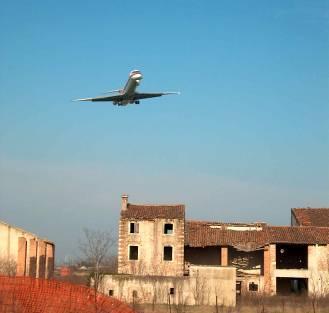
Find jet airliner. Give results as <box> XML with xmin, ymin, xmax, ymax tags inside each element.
<box><xmin>74</xmin><ymin>70</ymin><xmax>179</xmax><ymax>106</ymax></box>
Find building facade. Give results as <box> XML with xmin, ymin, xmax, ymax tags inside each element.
<box><xmin>103</xmin><ymin>196</ymin><xmax>329</xmax><ymax>306</ymax></box>
<box><xmin>0</xmin><ymin>220</ymin><xmax>55</xmax><ymax>279</ymax></box>
<box><xmin>118</xmin><ymin>194</ymin><xmax>185</xmax><ymax>277</ymax></box>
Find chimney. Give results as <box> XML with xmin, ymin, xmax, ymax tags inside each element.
<box><xmin>121</xmin><ymin>194</ymin><xmax>128</xmax><ymax>211</ymax></box>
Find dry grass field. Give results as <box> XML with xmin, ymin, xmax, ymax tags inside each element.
<box><xmin>134</xmin><ymin>296</ymin><xmax>329</xmax><ymax>313</ymax></box>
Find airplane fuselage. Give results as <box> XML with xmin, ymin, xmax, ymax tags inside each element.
<box><xmin>116</xmin><ymin>70</ymin><xmax>143</xmax><ymax>105</ymax></box>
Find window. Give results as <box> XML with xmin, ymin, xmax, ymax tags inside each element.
<box><xmin>169</xmin><ymin>288</ymin><xmax>175</xmax><ymax>295</ymax></box>
<box><xmin>129</xmin><ymin>222</ymin><xmax>139</xmax><ymax>234</ymax></box>
<box><xmin>164</xmin><ymin>223</ymin><xmax>173</xmax><ymax>234</ymax></box>
<box><xmin>249</xmin><ymin>282</ymin><xmax>258</xmax><ymax>292</ymax></box>
<box><xmin>109</xmin><ymin>290</ymin><xmax>114</xmax><ymax>296</ymax></box>
<box><xmin>164</xmin><ymin>246</ymin><xmax>173</xmax><ymax>261</ymax></box>
<box><xmin>129</xmin><ymin>246</ymin><xmax>138</xmax><ymax>260</ymax></box>
<box><xmin>132</xmin><ymin>290</ymin><xmax>138</xmax><ymax>298</ymax></box>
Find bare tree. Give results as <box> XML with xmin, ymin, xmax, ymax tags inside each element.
<box><xmin>192</xmin><ymin>270</ymin><xmax>208</xmax><ymax>305</ymax></box>
<box><xmin>79</xmin><ymin>228</ymin><xmax>116</xmax><ymax>311</ymax></box>
<box><xmin>0</xmin><ymin>257</ymin><xmax>16</xmax><ymax>276</ymax></box>
<box><xmin>308</xmin><ymin>251</ymin><xmax>329</xmax><ymax>313</ymax></box>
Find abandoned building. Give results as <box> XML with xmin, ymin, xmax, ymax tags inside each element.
<box><xmin>103</xmin><ymin>195</ymin><xmax>329</xmax><ymax>306</ymax></box>
<box><xmin>0</xmin><ymin>219</ymin><xmax>55</xmax><ymax>279</ymax></box>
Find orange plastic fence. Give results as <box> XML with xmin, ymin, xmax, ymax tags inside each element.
<box><xmin>0</xmin><ymin>276</ymin><xmax>136</xmax><ymax>313</ymax></box>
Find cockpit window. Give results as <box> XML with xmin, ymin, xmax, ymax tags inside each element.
<box><xmin>130</xmin><ymin>70</ymin><xmax>141</xmax><ymax>76</ymax></box>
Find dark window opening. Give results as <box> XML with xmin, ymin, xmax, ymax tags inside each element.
<box><xmin>236</xmin><ymin>281</ymin><xmax>242</xmax><ymax>296</ymax></box>
<box><xmin>109</xmin><ymin>290</ymin><xmax>114</xmax><ymax>296</ymax></box>
<box><xmin>249</xmin><ymin>282</ymin><xmax>258</xmax><ymax>292</ymax></box>
<box><xmin>129</xmin><ymin>246</ymin><xmax>138</xmax><ymax>260</ymax></box>
<box><xmin>164</xmin><ymin>246</ymin><xmax>173</xmax><ymax>261</ymax></box>
<box><xmin>169</xmin><ymin>288</ymin><xmax>175</xmax><ymax>295</ymax></box>
<box><xmin>132</xmin><ymin>290</ymin><xmax>138</xmax><ymax>298</ymax></box>
<box><xmin>276</xmin><ymin>244</ymin><xmax>308</xmax><ymax>269</ymax></box>
<box><xmin>164</xmin><ymin>223</ymin><xmax>173</xmax><ymax>234</ymax></box>
<box><xmin>277</xmin><ymin>278</ymin><xmax>308</xmax><ymax>295</ymax></box>
<box><xmin>130</xmin><ymin>222</ymin><xmax>139</xmax><ymax>234</ymax></box>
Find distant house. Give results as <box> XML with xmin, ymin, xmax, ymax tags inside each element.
<box><xmin>103</xmin><ymin>196</ymin><xmax>329</xmax><ymax>307</ymax></box>
<box><xmin>0</xmin><ymin>220</ymin><xmax>55</xmax><ymax>279</ymax></box>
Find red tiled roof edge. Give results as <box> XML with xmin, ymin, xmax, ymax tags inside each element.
<box><xmin>292</xmin><ymin>208</ymin><xmax>329</xmax><ymax>227</ymax></box>
<box><xmin>185</xmin><ymin>221</ymin><xmax>329</xmax><ymax>248</ymax></box>
<box><xmin>121</xmin><ymin>203</ymin><xmax>185</xmax><ymax>220</ymax></box>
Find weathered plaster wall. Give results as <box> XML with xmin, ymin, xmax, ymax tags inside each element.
<box><xmin>118</xmin><ymin>218</ymin><xmax>184</xmax><ymax>276</ymax></box>
<box><xmin>103</xmin><ymin>265</ymin><xmax>236</xmax><ymax>307</ymax></box>
<box><xmin>263</xmin><ymin>244</ymin><xmax>276</xmax><ymax>294</ymax></box>
<box><xmin>308</xmin><ymin>244</ymin><xmax>329</xmax><ymax>295</ymax></box>
<box><xmin>0</xmin><ymin>222</ymin><xmax>55</xmax><ymax>278</ymax></box>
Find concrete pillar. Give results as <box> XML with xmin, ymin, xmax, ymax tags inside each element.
<box><xmin>7</xmin><ymin>226</ymin><xmax>11</xmax><ymax>259</ymax></box>
<box><xmin>17</xmin><ymin>237</ymin><xmax>27</xmax><ymax>276</ymax></box>
<box><xmin>29</xmin><ymin>239</ymin><xmax>37</xmax><ymax>278</ymax></box>
<box><xmin>263</xmin><ymin>245</ymin><xmax>270</xmax><ymax>293</ymax></box>
<box><xmin>37</xmin><ymin>241</ymin><xmax>46</xmax><ymax>278</ymax></box>
<box><xmin>221</xmin><ymin>246</ymin><xmax>228</xmax><ymax>266</ymax></box>
<box><xmin>46</xmin><ymin>243</ymin><xmax>55</xmax><ymax>279</ymax></box>
<box><xmin>264</xmin><ymin>244</ymin><xmax>276</xmax><ymax>295</ymax></box>
<box><xmin>121</xmin><ymin>194</ymin><xmax>128</xmax><ymax>211</ymax></box>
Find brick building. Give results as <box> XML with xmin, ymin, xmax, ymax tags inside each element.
<box><xmin>103</xmin><ymin>195</ymin><xmax>329</xmax><ymax>306</ymax></box>
<box><xmin>0</xmin><ymin>220</ymin><xmax>55</xmax><ymax>279</ymax></box>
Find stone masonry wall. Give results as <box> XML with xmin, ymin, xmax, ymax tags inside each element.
<box><xmin>118</xmin><ymin>218</ymin><xmax>184</xmax><ymax>276</ymax></box>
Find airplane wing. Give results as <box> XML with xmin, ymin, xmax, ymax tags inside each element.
<box><xmin>134</xmin><ymin>92</ymin><xmax>180</xmax><ymax>100</ymax></box>
<box><xmin>73</xmin><ymin>94</ymin><xmax>124</xmax><ymax>102</ymax></box>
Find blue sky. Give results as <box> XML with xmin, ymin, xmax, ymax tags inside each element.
<box><xmin>0</xmin><ymin>1</ymin><xmax>328</xmax><ymax>261</ymax></box>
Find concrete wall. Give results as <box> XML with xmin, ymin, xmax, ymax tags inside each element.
<box><xmin>0</xmin><ymin>221</ymin><xmax>55</xmax><ymax>278</ymax></box>
<box><xmin>118</xmin><ymin>218</ymin><xmax>184</xmax><ymax>276</ymax></box>
<box><xmin>103</xmin><ymin>265</ymin><xmax>236</xmax><ymax>307</ymax></box>
<box><xmin>263</xmin><ymin>244</ymin><xmax>329</xmax><ymax>296</ymax></box>
<box><xmin>263</xmin><ymin>244</ymin><xmax>276</xmax><ymax>294</ymax></box>
<box><xmin>307</xmin><ymin>244</ymin><xmax>329</xmax><ymax>295</ymax></box>
<box><xmin>238</xmin><ymin>276</ymin><xmax>265</xmax><ymax>295</ymax></box>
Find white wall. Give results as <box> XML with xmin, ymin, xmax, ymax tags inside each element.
<box><xmin>103</xmin><ymin>265</ymin><xmax>236</xmax><ymax>307</ymax></box>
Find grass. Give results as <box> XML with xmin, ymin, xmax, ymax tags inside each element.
<box><xmin>133</xmin><ymin>295</ymin><xmax>329</xmax><ymax>313</ymax></box>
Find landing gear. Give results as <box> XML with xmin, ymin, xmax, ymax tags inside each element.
<box><xmin>135</xmin><ymin>101</ymin><xmax>140</xmax><ymax>104</ymax></box>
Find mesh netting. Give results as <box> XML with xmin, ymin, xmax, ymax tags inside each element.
<box><xmin>0</xmin><ymin>276</ymin><xmax>136</xmax><ymax>313</ymax></box>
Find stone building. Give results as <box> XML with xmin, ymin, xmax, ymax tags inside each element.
<box><xmin>0</xmin><ymin>220</ymin><xmax>55</xmax><ymax>279</ymax></box>
<box><xmin>104</xmin><ymin>195</ymin><xmax>236</xmax><ymax>307</ymax></box>
<box><xmin>186</xmin><ymin>220</ymin><xmax>329</xmax><ymax>296</ymax></box>
<box><xmin>103</xmin><ymin>196</ymin><xmax>329</xmax><ymax>306</ymax></box>
<box><xmin>118</xmin><ymin>194</ymin><xmax>185</xmax><ymax>277</ymax></box>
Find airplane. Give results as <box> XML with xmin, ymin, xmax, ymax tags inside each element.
<box><xmin>74</xmin><ymin>70</ymin><xmax>180</xmax><ymax>106</ymax></box>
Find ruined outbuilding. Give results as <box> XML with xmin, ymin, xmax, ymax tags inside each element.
<box><xmin>103</xmin><ymin>196</ymin><xmax>329</xmax><ymax>306</ymax></box>
<box><xmin>0</xmin><ymin>220</ymin><xmax>55</xmax><ymax>279</ymax></box>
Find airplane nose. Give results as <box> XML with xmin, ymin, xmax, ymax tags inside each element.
<box><xmin>132</xmin><ymin>73</ymin><xmax>143</xmax><ymax>80</ymax></box>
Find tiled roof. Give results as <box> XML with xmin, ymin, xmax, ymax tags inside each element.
<box><xmin>292</xmin><ymin>208</ymin><xmax>329</xmax><ymax>227</ymax></box>
<box><xmin>266</xmin><ymin>226</ymin><xmax>329</xmax><ymax>244</ymax></box>
<box><xmin>121</xmin><ymin>204</ymin><xmax>185</xmax><ymax>220</ymax></box>
<box><xmin>185</xmin><ymin>220</ymin><xmax>329</xmax><ymax>249</ymax></box>
<box><xmin>185</xmin><ymin>221</ymin><xmax>268</xmax><ymax>250</ymax></box>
